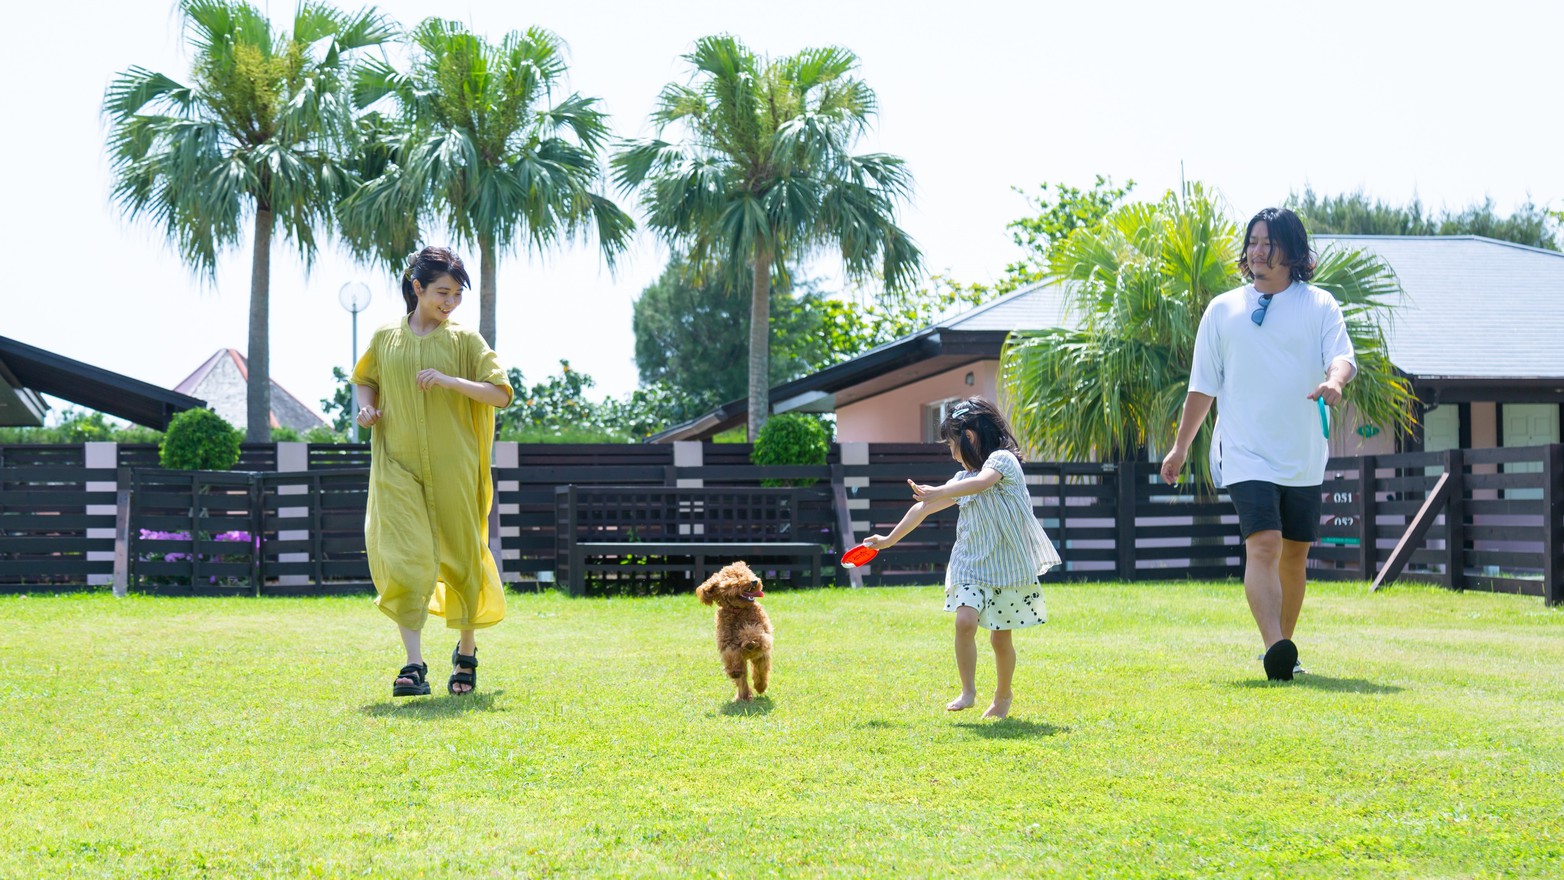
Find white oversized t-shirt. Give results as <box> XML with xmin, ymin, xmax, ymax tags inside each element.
<box><xmin>1188</xmin><ymin>281</ymin><xmax>1356</xmax><ymax>487</ymax></box>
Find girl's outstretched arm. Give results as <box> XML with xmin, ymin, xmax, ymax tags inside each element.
<box><xmin>863</xmin><ymin>495</ymin><xmax>958</xmax><ymax>551</ymax></box>
<box><xmin>909</xmin><ymin>468</ymin><xmax>1001</xmax><ymax>504</ymax></box>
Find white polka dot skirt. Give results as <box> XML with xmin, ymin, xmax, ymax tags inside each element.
<box><xmin>945</xmin><ymin>582</ymin><xmax>1047</xmax><ymax>631</ymax></box>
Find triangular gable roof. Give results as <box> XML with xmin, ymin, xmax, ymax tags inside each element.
<box><xmin>174</xmin><ymin>349</ymin><xmax>325</xmax><ymax>432</ymax></box>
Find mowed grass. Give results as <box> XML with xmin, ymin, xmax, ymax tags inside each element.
<box><xmin>2</xmin><ymin>579</ymin><xmax>1561</xmax><ymax>879</ymax></box>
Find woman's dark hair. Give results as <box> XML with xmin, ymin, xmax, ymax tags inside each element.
<box><xmin>401</xmin><ymin>246</ymin><xmax>472</xmax><ymax>313</ymax></box>
<box><xmin>937</xmin><ymin>397</ymin><xmax>1022</xmax><ymax>471</ymax></box>
<box><xmin>1237</xmin><ymin>207</ymin><xmax>1315</xmax><ymax>283</ymax></box>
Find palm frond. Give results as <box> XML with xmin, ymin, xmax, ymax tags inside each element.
<box><xmin>351</xmin><ymin>56</ymin><xmax>408</xmax><ymax>110</ymax></box>
<box><xmin>103</xmin><ymin>67</ymin><xmax>198</xmax><ymax>120</ymax></box>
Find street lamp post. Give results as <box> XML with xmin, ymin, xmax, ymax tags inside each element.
<box><xmin>338</xmin><ymin>281</ymin><xmax>372</xmax><ymax>440</ymax></box>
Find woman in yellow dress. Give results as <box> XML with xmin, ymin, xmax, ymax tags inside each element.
<box><xmin>352</xmin><ymin>247</ymin><xmax>513</xmax><ymax>696</ymax></box>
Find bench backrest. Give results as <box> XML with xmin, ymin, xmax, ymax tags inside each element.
<box><xmin>554</xmin><ymin>485</ymin><xmax>801</xmax><ymax>543</ymax></box>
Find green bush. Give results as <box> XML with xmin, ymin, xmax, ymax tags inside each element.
<box><xmin>304</xmin><ymin>426</ymin><xmax>352</xmax><ymax>444</ymax></box>
<box><xmin>159</xmin><ymin>409</ymin><xmax>241</xmax><ymax>470</ymax></box>
<box><xmin>270</xmin><ymin>426</ymin><xmax>302</xmax><ymax>442</ymax></box>
<box><xmin>750</xmin><ymin>414</ymin><xmax>831</xmax><ymax>487</ymax></box>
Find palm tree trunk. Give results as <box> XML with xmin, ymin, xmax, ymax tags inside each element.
<box><xmin>747</xmin><ymin>247</ymin><xmax>771</xmax><ymax>441</ymax></box>
<box><xmin>245</xmin><ymin>207</ymin><xmax>274</xmax><ymax>444</ymax></box>
<box><xmin>479</xmin><ymin>234</ymin><xmax>498</xmax><ymax>349</ymax></box>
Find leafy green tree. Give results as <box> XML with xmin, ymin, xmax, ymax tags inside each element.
<box><xmin>104</xmin><ymin>0</ymin><xmax>393</xmax><ymax>442</ymax></box>
<box><xmin>498</xmin><ymin>363</ymin><xmax>604</xmax><ymax>438</ymax></box>
<box><xmin>1289</xmin><ymin>187</ymin><xmax>1561</xmax><ymax>250</ymax></box>
<box><xmin>319</xmin><ymin>366</ymin><xmax>354</xmax><ymax>434</ymax></box>
<box><xmin>814</xmin><ymin>274</ymin><xmax>994</xmax><ymax>367</ymax></box>
<box><xmin>342</xmin><ymin>19</ymin><xmax>634</xmax><ymax>348</ymax></box>
<box><xmin>0</xmin><ymin>409</ymin><xmax>164</xmax><ymax>444</ymax></box>
<box><xmin>602</xmin><ymin>382</ymin><xmax>714</xmax><ymax>440</ymax></box>
<box><xmin>1435</xmin><ymin>197</ymin><xmax>1560</xmax><ymax>248</ymax></box>
<box><xmin>1000</xmin><ymin>185</ymin><xmax>1415</xmax><ymax>489</ymax></box>
<box><xmin>633</xmin><ymin>257</ymin><xmax>831</xmax><ymax>410</ymax></box>
<box><xmin>493</xmin><ymin>362</ymin><xmax>719</xmax><ymax>443</ymax></box>
<box><xmin>614</xmin><ymin>35</ymin><xmax>921</xmax><ymax>440</ymax></box>
<box><xmin>999</xmin><ymin>176</ymin><xmax>1135</xmax><ymax>292</ymax></box>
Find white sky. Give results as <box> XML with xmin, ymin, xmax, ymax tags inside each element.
<box><xmin>4</xmin><ymin>0</ymin><xmax>1561</xmax><ymax>423</ymax></box>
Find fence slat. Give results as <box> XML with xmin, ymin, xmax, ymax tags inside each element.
<box><xmin>1446</xmin><ymin>449</ymin><xmax>1465</xmax><ymax>591</ymax></box>
<box><xmin>1543</xmin><ymin>444</ymin><xmax>1562</xmax><ymax>606</ymax></box>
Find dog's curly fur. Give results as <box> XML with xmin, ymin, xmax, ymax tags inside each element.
<box><xmin>696</xmin><ymin>561</ymin><xmax>774</xmax><ymax>701</ymax></box>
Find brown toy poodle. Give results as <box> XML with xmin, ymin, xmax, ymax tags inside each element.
<box><xmin>696</xmin><ymin>561</ymin><xmax>774</xmax><ymax>702</ymax></box>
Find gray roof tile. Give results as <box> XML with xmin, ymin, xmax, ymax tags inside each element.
<box><xmin>1315</xmin><ymin>235</ymin><xmax>1564</xmax><ymax>378</ymax></box>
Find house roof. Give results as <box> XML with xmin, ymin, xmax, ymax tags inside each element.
<box><xmin>0</xmin><ymin>335</ymin><xmax>206</xmax><ymax>430</ymax></box>
<box><xmin>174</xmin><ymin>348</ymin><xmax>326</xmax><ymax>432</ymax></box>
<box><xmin>1314</xmin><ymin>235</ymin><xmax>1564</xmax><ymax>380</ymax></box>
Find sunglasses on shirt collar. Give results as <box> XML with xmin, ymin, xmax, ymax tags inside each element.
<box><xmin>1251</xmin><ymin>293</ymin><xmax>1275</xmax><ymax>326</ymax></box>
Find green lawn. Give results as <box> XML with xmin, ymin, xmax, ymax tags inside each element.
<box><xmin>3</xmin><ymin>580</ymin><xmax>1561</xmax><ymax>878</ymax></box>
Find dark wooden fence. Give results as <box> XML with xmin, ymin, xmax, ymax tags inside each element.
<box><xmin>2</xmin><ymin>441</ymin><xmax>1560</xmax><ymax>604</ymax></box>
<box><xmin>0</xmin><ymin>444</ymin><xmax>117</xmax><ymax>587</ymax></box>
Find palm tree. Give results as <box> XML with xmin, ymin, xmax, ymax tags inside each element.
<box><xmin>341</xmin><ymin>19</ymin><xmax>634</xmax><ymax>349</ymax></box>
<box><xmin>613</xmin><ymin>35</ymin><xmax>922</xmax><ymax>439</ymax></box>
<box><xmin>999</xmin><ymin>185</ymin><xmax>1415</xmax><ymax>490</ymax></box>
<box><xmin>104</xmin><ymin>0</ymin><xmax>393</xmax><ymax>442</ymax></box>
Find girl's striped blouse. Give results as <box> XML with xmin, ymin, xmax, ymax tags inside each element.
<box><xmin>946</xmin><ymin>449</ymin><xmax>1061</xmax><ymax>588</ymax></box>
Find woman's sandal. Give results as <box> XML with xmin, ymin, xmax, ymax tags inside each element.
<box><xmin>392</xmin><ymin>662</ymin><xmax>430</xmax><ymax>697</ymax></box>
<box><xmin>449</xmin><ymin>645</ymin><xmax>478</xmax><ymax>695</ymax></box>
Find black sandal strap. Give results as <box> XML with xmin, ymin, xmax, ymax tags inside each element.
<box><xmin>396</xmin><ymin>663</ymin><xmax>427</xmax><ymax>684</ymax></box>
<box><xmin>451</xmin><ymin>646</ymin><xmax>478</xmax><ymax>669</ymax></box>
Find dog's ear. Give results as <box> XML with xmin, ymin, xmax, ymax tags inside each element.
<box><xmin>696</xmin><ymin>574</ymin><xmax>719</xmax><ymax>604</ymax></box>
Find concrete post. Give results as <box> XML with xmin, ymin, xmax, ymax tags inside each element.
<box><xmin>85</xmin><ymin>442</ymin><xmax>116</xmax><ymax>589</ymax></box>
<box><xmin>277</xmin><ymin>442</ymin><xmax>309</xmax><ymax>586</ymax></box>
<box><xmin>492</xmin><ymin>441</ymin><xmax>518</xmax><ymax>583</ymax></box>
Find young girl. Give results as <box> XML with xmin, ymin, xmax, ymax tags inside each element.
<box><xmin>863</xmin><ymin>397</ymin><xmax>1060</xmax><ymax>719</ymax></box>
<box><xmin>352</xmin><ymin>247</ymin><xmax>513</xmax><ymax>697</ymax></box>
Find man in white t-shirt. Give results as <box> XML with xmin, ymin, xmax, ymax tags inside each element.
<box><xmin>1159</xmin><ymin>207</ymin><xmax>1356</xmax><ymax>681</ymax></box>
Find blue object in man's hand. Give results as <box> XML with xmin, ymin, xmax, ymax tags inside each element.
<box><xmin>1317</xmin><ymin>396</ymin><xmax>1330</xmax><ymax>439</ymax></box>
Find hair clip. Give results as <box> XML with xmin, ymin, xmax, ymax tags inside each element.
<box><xmin>951</xmin><ymin>406</ymin><xmax>972</xmax><ymax>420</ymax></box>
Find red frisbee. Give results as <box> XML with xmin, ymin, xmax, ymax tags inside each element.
<box><xmin>841</xmin><ymin>543</ymin><xmax>879</xmax><ymax>568</ymax></box>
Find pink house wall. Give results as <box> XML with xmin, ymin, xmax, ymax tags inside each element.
<box><xmin>836</xmin><ymin>362</ymin><xmax>999</xmax><ymax>443</ymax></box>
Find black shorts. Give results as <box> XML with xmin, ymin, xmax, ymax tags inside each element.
<box><xmin>1227</xmin><ymin>481</ymin><xmax>1322</xmax><ymax>543</ymax></box>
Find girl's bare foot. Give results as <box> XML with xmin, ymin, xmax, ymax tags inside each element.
<box><xmin>982</xmin><ymin>696</ymin><xmax>1012</xmax><ymax>719</ymax></box>
<box><xmin>946</xmin><ymin>692</ymin><xmax>976</xmax><ymax>711</ymax></box>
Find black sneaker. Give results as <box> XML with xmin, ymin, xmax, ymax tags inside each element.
<box><xmin>1263</xmin><ymin>639</ymin><xmax>1297</xmax><ymax>681</ymax></box>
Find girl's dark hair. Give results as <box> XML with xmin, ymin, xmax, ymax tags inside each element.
<box><xmin>1237</xmin><ymin>207</ymin><xmax>1315</xmax><ymax>283</ymax></box>
<box><xmin>400</xmin><ymin>246</ymin><xmax>472</xmax><ymax>313</ymax></box>
<box><xmin>937</xmin><ymin>397</ymin><xmax>1022</xmax><ymax>471</ymax></box>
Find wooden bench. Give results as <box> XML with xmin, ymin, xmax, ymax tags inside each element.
<box><xmin>554</xmin><ymin>485</ymin><xmax>822</xmax><ymax>596</ymax></box>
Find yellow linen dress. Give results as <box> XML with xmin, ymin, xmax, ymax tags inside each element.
<box><xmin>351</xmin><ymin>316</ymin><xmax>513</xmax><ymax>631</ymax></box>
